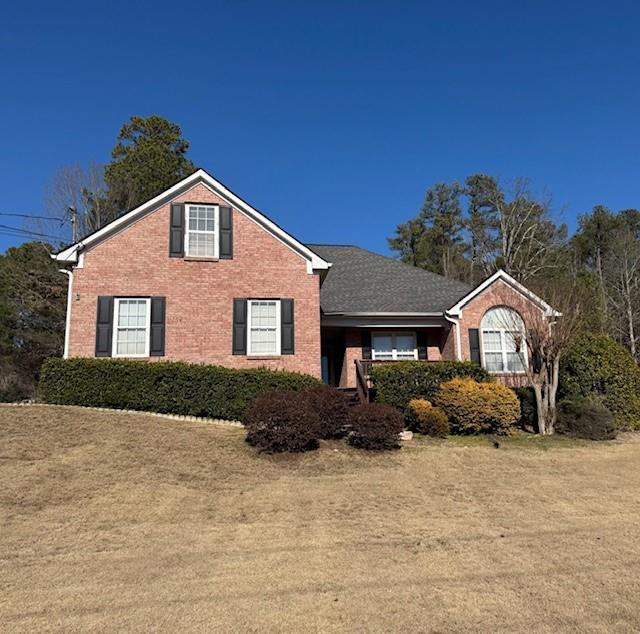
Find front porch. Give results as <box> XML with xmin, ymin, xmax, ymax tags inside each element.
<box><xmin>321</xmin><ymin>324</ymin><xmax>456</xmax><ymax>390</ymax></box>
<box><xmin>321</xmin><ymin>324</ymin><xmax>529</xmax><ymax>403</ymax></box>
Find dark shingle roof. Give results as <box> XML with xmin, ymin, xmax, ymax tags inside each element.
<box><xmin>307</xmin><ymin>244</ymin><xmax>472</xmax><ymax>314</ymax></box>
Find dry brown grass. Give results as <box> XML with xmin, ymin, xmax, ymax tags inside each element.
<box><xmin>1</xmin><ymin>405</ymin><xmax>640</xmax><ymax>633</ymax></box>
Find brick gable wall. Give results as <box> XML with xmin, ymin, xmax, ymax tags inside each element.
<box><xmin>457</xmin><ymin>277</ymin><xmax>542</xmax><ymax>387</ymax></box>
<box><xmin>67</xmin><ymin>183</ymin><xmax>322</xmax><ymax>377</ymax></box>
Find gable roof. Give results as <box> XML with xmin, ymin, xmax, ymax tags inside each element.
<box><xmin>307</xmin><ymin>244</ymin><xmax>472</xmax><ymax>315</ymax></box>
<box><xmin>53</xmin><ymin>169</ymin><xmax>331</xmax><ymax>272</ymax></box>
<box><xmin>446</xmin><ymin>269</ymin><xmax>560</xmax><ymax>317</ymax></box>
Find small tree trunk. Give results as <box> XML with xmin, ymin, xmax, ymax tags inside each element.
<box><xmin>546</xmin><ymin>357</ymin><xmax>560</xmax><ymax>434</ymax></box>
<box><xmin>626</xmin><ymin>290</ymin><xmax>636</xmax><ymax>360</ymax></box>
<box><xmin>532</xmin><ymin>383</ymin><xmax>548</xmax><ymax>435</ymax></box>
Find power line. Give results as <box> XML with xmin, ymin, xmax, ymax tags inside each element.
<box><xmin>0</xmin><ymin>211</ymin><xmax>64</xmax><ymax>221</ymax></box>
<box><xmin>0</xmin><ymin>224</ymin><xmax>66</xmax><ymax>242</ymax></box>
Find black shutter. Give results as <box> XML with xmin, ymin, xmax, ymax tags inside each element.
<box><xmin>416</xmin><ymin>331</ymin><xmax>428</xmax><ymax>360</ymax></box>
<box><xmin>169</xmin><ymin>203</ymin><xmax>184</xmax><ymax>257</ymax></box>
<box><xmin>232</xmin><ymin>299</ymin><xmax>247</xmax><ymax>355</ymax></box>
<box><xmin>95</xmin><ymin>296</ymin><xmax>113</xmax><ymax>357</ymax></box>
<box><xmin>469</xmin><ymin>328</ymin><xmax>481</xmax><ymax>365</ymax></box>
<box><xmin>150</xmin><ymin>297</ymin><xmax>166</xmax><ymax>356</ymax></box>
<box><xmin>281</xmin><ymin>299</ymin><xmax>294</xmax><ymax>355</ymax></box>
<box><xmin>361</xmin><ymin>331</ymin><xmax>372</xmax><ymax>360</ymax></box>
<box><xmin>219</xmin><ymin>206</ymin><xmax>233</xmax><ymax>259</ymax></box>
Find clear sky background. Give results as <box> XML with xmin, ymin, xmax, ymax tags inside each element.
<box><xmin>1</xmin><ymin>0</ymin><xmax>639</xmax><ymax>254</ymax></box>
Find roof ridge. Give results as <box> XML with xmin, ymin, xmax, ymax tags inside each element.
<box><xmin>305</xmin><ymin>242</ymin><xmax>360</xmax><ymax>248</ymax></box>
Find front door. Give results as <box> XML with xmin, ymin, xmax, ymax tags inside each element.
<box><xmin>321</xmin><ymin>331</ymin><xmax>345</xmax><ymax>387</ymax></box>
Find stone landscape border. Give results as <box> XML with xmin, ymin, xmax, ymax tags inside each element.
<box><xmin>0</xmin><ymin>402</ymin><xmax>243</xmax><ymax>428</ymax></box>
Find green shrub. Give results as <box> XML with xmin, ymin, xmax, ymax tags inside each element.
<box><xmin>370</xmin><ymin>360</ymin><xmax>491</xmax><ymax>413</ymax></box>
<box><xmin>434</xmin><ymin>377</ymin><xmax>520</xmax><ymax>435</ymax></box>
<box><xmin>514</xmin><ymin>386</ymin><xmax>538</xmax><ymax>431</ymax></box>
<box><xmin>38</xmin><ymin>357</ymin><xmax>320</xmax><ymax>421</ymax></box>
<box><xmin>348</xmin><ymin>403</ymin><xmax>404</xmax><ymax>451</ymax></box>
<box><xmin>303</xmin><ymin>385</ymin><xmax>351</xmax><ymax>439</ymax></box>
<box><xmin>556</xmin><ymin>398</ymin><xmax>616</xmax><ymax>441</ymax></box>
<box><xmin>407</xmin><ymin>399</ymin><xmax>449</xmax><ymax>437</ymax></box>
<box><xmin>244</xmin><ymin>391</ymin><xmax>321</xmax><ymax>453</ymax></box>
<box><xmin>559</xmin><ymin>334</ymin><xmax>640</xmax><ymax>430</ymax></box>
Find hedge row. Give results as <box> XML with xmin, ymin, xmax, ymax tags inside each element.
<box><xmin>370</xmin><ymin>360</ymin><xmax>491</xmax><ymax>412</ymax></box>
<box><xmin>38</xmin><ymin>358</ymin><xmax>321</xmax><ymax>421</ymax></box>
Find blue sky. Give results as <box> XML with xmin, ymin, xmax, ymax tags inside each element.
<box><xmin>1</xmin><ymin>1</ymin><xmax>639</xmax><ymax>254</ymax></box>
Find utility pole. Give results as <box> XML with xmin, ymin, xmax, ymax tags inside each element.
<box><xmin>68</xmin><ymin>206</ymin><xmax>78</xmax><ymax>242</ymax></box>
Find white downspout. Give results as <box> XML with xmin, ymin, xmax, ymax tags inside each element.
<box><xmin>59</xmin><ymin>269</ymin><xmax>73</xmax><ymax>359</ymax></box>
<box><xmin>444</xmin><ymin>313</ymin><xmax>462</xmax><ymax>361</ymax></box>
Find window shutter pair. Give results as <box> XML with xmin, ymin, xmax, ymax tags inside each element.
<box><xmin>232</xmin><ymin>298</ymin><xmax>295</xmax><ymax>355</ymax></box>
<box><xmin>169</xmin><ymin>203</ymin><xmax>233</xmax><ymax>258</ymax></box>
<box><xmin>95</xmin><ymin>296</ymin><xmax>166</xmax><ymax>357</ymax></box>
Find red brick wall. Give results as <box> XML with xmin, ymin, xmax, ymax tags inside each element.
<box><xmin>340</xmin><ymin>329</ymin><xmax>362</xmax><ymax>387</ymax></box>
<box><xmin>68</xmin><ymin>183</ymin><xmax>322</xmax><ymax>377</ymax></box>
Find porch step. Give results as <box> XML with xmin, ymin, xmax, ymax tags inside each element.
<box><xmin>336</xmin><ymin>387</ymin><xmax>361</xmax><ymax>407</ymax></box>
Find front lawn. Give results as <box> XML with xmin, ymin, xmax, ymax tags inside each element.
<box><xmin>1</xmin><ymin>405</ymin><xmax>639</xmax><ymax>631</ymax></box>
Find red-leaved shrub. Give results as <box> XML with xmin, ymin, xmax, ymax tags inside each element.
<box><xmin>348</xmin><ymin>403</ymin><xmax>404</xmax><ymax>451</ymax></box>
<box><xmin>244</xmin><ymin>390</ymin><xmax>321</xmax><ymax>453</ymax></box>
<box><xmin>303</xmin><ymin>385</ymin><xmax>351</xmax><ymax>439</ymax></box>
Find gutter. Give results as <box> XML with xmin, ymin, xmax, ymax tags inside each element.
<box><xmin>58</xmin><ymin>269</ymin><xmax>73</xmax><ymax>359</ymax></box>
<box><xmin>444</xmin><ymin>312</ymin><xmax>462</xmax><ymax>361</ymax></box>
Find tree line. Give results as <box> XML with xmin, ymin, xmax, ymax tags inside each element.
<box><xmin>1</xmin><ymin>113</ymin><xmax>639</xmax><ymax>406</ymax></box>
<box><xmin>388</xmin><ymin>176</ymin><xmax>640</xmax><ymax>360</ymax></box>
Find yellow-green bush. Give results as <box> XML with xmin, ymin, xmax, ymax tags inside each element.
<box><xmin>434</xmin><ymin>378</ymin><xmax>520</xmax><ymax>435</ymax></box>
<box><xmin>407</xmin><ymin>399</ymin><xmax>449</xmax><ymax>438</ymax></box>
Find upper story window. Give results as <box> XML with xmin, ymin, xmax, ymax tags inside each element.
<box><xmin>372</xmin><ymin>331</ymin><xmax>417</xmax><ymax>361</ymax></box>
<box><xmin>247</xmin><ymin>300</ymin><xmax>281</xmax><ymax>356</ymax></box>
<box><xmin>112</xmin><ymin>298</ymin><xmax>150</xmax><ymax>357</ymax></box>
<box><xmin>481</xmin><ymin>307</ymin><xmax>526</xmax><ymax>373</ymax></box>
<box><xmin>185</xmin><ymin>204</ymin><xmax>218</xmax><ymax>258</ymax></box>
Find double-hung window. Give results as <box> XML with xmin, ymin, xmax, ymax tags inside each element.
<box><xmin>372</xmin><ymin>332</ymin><xmax>417</xmax><ymax>361</ymax></box>
<box><xmin>481</xmin><ymin>307</ymin><xmax>526</xmax><ymax>373</ymax></box>
<box><xmin>112</xmin><ymin>298</ymin><xmax>150</xmax><ymax>357</ymax></box>
<box><xmin>247</xmin><ymin>300</ymin><xmax>281</xmax><ymax>356</ymax></box>
<box><xmin>185</xmin><ymin>204</ymin><xmax>218</xmax><ymax>258</ymax></box>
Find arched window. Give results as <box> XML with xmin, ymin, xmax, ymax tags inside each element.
<box><xmin>481</xmin><ymin>307</ymin><xmax>526</xmax><ymax>373</ymax></box>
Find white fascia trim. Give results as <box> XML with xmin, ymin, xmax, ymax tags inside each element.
<box><xmin>446</xmin><ymin>269</ymin><xmax>560</xmax><ymax>318</ymax></box>
<box><xmin>321</xmin><ymin>316</ymin><xmax>446</xmax><ymax>328</ymax></box>
<box><xmin>322</xmin><ymin>311</ymin><xmax>444</xmax><ymax>317</ymax></box>
<box><xmin>53</xmin><ymin>169</ymin><xmax>331</xmax><ymax>272</ymax></box>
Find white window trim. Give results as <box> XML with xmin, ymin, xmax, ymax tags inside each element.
<box><xmin>112</xmin><ymin>297</ymin><xmax>151</xmax><ymax>358</ymax></box>
<box><xmin>371</xmin><ymin>331</ymin><xmax>418</xmax><ymax>361</ymax></box>
<box><xmin>247</xmin><ymin>299</ymin><xmax>282</xmax><ymax>357</ymax></box>
<box><xmin>481</xmin><ymin>328</ymin><xmax>527</xmax><ymax>374</ymax></box>
<box><xmin>185</xmin><ymin>204</ymin><xmax>219</xmax><ymax>258</ymax></box>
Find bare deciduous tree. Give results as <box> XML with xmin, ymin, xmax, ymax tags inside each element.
<box><xmin>486</xmin><ymin>179</ymin><xmax>565</xmax><ymax>282</ymax></box>
<box><xmin>604</xmin><ymin>228</ymin><xmax>640</xmax><ymax>359</ymax></box>
<box><xmin>34</xmin><ymin>162</ymin><xmax>108</xmax><ymax>243</ymax></box>
<box><xmin>495</xmin><ymin>282</ymin><xmax>581</xmax><ymax>434</ymax></box>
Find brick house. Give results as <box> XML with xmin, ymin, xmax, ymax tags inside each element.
<box><xmin>54</xmin><ymin>169</ymin><xmax>556</xmax><ymax>397</ymax></box>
